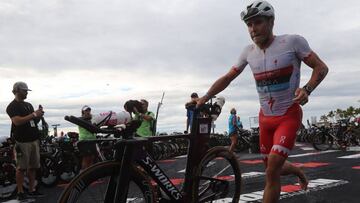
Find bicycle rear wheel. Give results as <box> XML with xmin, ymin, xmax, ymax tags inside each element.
<box><xmin>312</xmin><ymin>132</ymin><xmax>333</xmax><ymax>151</ymax></box>
<box><xmin>58</xmin><ymin>161</ymin><xmax>156</xmax><ymax>203</ymax></box>
<box><xmin>39</xmin><ymin>155</ymin><xmax>59</xmax><ymax>187</ymax></box>
<box><xmin>193</xmin><ymin>146</ymin><xmax>241</xmax><ymax>203</ymax></box>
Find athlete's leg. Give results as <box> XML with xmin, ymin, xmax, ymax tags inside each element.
<box><xmin>259</xmin><ymin>113</ymin><xmax>275</xmax><ymax>166</ymax></box>
<box><xmin>259</xmin><ymin>110</ymin><xmax>284</xmax><ymax>203</ymax></box>
<box><xmin>262</xmin><ymin>153</ymin><xmax>286</xmax><ymax>203</ymax></box>
<box><xmin>229</xmin><ymin>134</ymin><xmax>238</xmax><ymax>152</ymax></box>
<box><xmin>280</xmin><ymin>161</ymin><xmax>308</xmax><ymax>190</ymax></box>
<box><xmin>274</xmin><ymin>104</ymin><xmax>308</xmax><ymax>190</ymax></box>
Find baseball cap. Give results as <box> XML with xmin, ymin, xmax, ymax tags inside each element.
<box><xmin>191</xmin><ymin>92</ymin><xmax>198</xmax><ymax>98</ymax></box>
<box><xmin>81</xmin><ymin>105</ymin><xmax>91</xmax><ymax>112</ymax></box>
<box><xmin>13</xmin><ymin>81</ymin><xmax>31</xmax><ymax>92</ymax></box>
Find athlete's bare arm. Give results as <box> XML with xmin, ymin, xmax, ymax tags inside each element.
<box><xmin>293</xmin><ymin>51</ymin><xmax>329</xmax><ymax>105</ymax></box>
<box><xmin>302</xmin><ymin>51</ymin><xmax>329</xmax><ymax>88</ymax></box>
<box><xmin>197</xmin><ymin>67</ymin><xmax>243</xmax><ymax>107</ymax></box>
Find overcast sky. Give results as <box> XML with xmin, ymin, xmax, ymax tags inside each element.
<box><xmin>1</xmin><ymin>0</ymin><xmax>359</xmax><ymax>139</ymax></box>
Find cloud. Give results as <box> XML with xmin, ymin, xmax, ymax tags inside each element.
<box><xmin>1</xmin><ymin>0</ymin><xmax>359</xmax><ymax>138</ymax></box>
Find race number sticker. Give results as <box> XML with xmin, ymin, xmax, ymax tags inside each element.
<box><xmin>199</xmin><ymin>124</ymin><xmax>209</xmax><ymax>134</ymax></box>
<box><xmin>30</xmin><ymin>120</ymin><xmax>35</xmax><ymax>127</ymax></box>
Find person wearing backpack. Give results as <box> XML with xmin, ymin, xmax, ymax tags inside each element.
<box><xmin>134</xmin><ymin>99</ymin><xmax>155</xmax><ymax>137</ymax></box>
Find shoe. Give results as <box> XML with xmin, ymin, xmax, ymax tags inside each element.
<box><xmin>17</xmin><ymin>192</ymin><xmax>27</xmax><ymax>200</ymax></box>
<box><xmin>28</xmin><ymin>190</ymin><xmax>45</xmax><ymax>198</ymax></box>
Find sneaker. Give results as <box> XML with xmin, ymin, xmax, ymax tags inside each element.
<box><xmin>28</xmin><ymin>190</ymin><xmax>45</xmax><ymax>198</ymax></box>
<box><xmin>17</xmin><ymin>192</ymin><xmax>27</xmax><ymax>200</ymax></box>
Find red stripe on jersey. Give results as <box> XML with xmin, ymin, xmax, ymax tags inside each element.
<box><xmin>254</xmin><ymin>65</ymin><xmax>293</xmax><ymax>81</ymax></box>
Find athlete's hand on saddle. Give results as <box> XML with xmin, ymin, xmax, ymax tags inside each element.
<box><xmin>293</xmin><ymin>88</ymin><xmax>309</xmax><ymax>106</ymax></box>
<box><xmin>195</xmin><ymin>96</ymin><xmax>208</xmax><ymax>109</ymax></box>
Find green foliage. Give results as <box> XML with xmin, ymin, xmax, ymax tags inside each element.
<box><xmin>322</xmin><ymin>105</ymin><xmax>360</xmax><ymax>121</ymax></box>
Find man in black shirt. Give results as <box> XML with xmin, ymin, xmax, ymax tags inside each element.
<box><xmin>6</xmin><ymin>81</ymin><xmax>45</xmax><ymax>200</ymax></box>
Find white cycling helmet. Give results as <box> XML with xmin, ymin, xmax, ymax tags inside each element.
<box><xmin>241</xmin><ymin>0</ymin><xmax>275</xmax><ymax>21</ymax></box>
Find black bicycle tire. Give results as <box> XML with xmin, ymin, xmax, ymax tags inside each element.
<box><xmin>59</xmin><ymin>153</ymin><xmax>80</xmax><ymax>182</ymax></box>
<box><xmin>57</xmin><ymin>161</ymin><xmax>156</xmax><ymax>203</ymax></box>
<box><xmin>192</xmin><ymin>146</ymin><xmax>242</xmax><ymax>203</ymax></box>
<box><xmin>312</xmin><ymin>132</ymin><xmax>333</xmax><ymax>151</ymax></box>
<box><xmin>39</xmin><ymin>156</ymin><xmax>59</xmax><ymax>187</ymax></box>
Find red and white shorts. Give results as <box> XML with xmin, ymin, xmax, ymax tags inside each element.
<box><xmin>259</xmin><ymin>103</ymin><xmax>302</xmax><ymax>160</ymax></box>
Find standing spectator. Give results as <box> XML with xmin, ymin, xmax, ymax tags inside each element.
<box><xmin>6</xmin><ymin>81</ymin><xmax>45</xmax><ymax>200</ymax></box>
<box><xmin>185</xmin><ymin>92</ymin><xmax>199</xmax><ymax>133</ymax></box>
<box><xmin>77</xmin><ymin>105</ymin><xmax>97</xmax><ymax>170</ymax></box>
<box><xmin>135</xmin><ymin>99</ymin><xmax>155</xmax><ymax>137</ymax></box>
<box><xmin>237</xmin><ymin>116</ymin><xmax>243</xmax><ymax>129</ymax></box>
<box><xmin>228</xmin><ymin>108</ymin><xmax>239</xmax><ymax>153</ymax></box>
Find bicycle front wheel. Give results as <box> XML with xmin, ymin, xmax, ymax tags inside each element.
<box><xmin>312</xmin><ymin>133</ymin><xmax>333</xmax><ymax>151</ymax></box>
<box><xmin>193</xmin><ymin>146</ymin><xmax>241</xmax><ymax>203</ymax></box>
<box><xmin>58</xmin><ymin>161</ymin><xmax>156</xmax><ymax>203</ymax></box>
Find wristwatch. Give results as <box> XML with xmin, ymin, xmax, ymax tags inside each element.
<box><xmin>302</xmin><ymin>84</ymin><xmax>313</xmax><ymax>95</ymax></box>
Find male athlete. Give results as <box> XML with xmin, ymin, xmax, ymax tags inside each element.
<box><xmin>196</xmin><ymin>1</ymin><xmax>329</xmax><ymax>202</ymax></box>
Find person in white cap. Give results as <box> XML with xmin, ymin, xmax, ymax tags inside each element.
<box><xmin>77</xmin><ymin>105</ymin><xmax>97</xmax><ymax>170</ymax></box>
<box><xmin>196</xmin><ymin>1</ymin><xmax>329</xmax><ymax>202</ymax></box>
<box><xmin>6</xmin><ymin>81</ymin><xmax>45</xmax><ymax>200</ymax></box>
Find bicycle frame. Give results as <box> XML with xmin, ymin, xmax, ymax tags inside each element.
<box><xmin>108</xmin><ymin>116</ymin><xmax>212</xmax><ymax>203</ymax></box>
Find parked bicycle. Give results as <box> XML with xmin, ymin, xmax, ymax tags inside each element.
<box><xmin>57</xmin><ymin>102</ymin><xmax>242</xmax><ymax>203</ymax></box>
<box><xmin>0</xmin><ymin>138</ymin><xmax>16</xmax><ymax>199</ymax></box>
<box><xmin>37</xmin><ymin>134</ymin><xmax>81</xmax><ymax>187</ymax></box>
<box><xmin>312</xmin><ymin>119</ymin><xmax>360</xmax><ymax>151</ymax></box>
<box><xmin>235</xmin><ymin>127</ymin><xmax>260</xmax><ymax>154</ymax></box>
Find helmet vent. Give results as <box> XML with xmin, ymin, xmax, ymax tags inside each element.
<box><xmin>264</xmin><ymin>6</ymin><xmax>271</xmax><ymax>11</ymax></box>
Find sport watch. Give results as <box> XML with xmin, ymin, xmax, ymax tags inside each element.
<box><xmin>302</xmin><ymin>84</ymin><xmax>313</xmax><ymax>95</ymax></box>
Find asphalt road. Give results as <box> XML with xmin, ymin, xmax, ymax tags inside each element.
<box><xmin>1</xmin><ymin>142</ymin><xmax>359</xmax><ymax>203</ymax></box>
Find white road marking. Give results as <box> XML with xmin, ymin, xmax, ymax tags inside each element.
<box><xmin>212</xmin><ymin>178</ymin><xmax>348</xmax><ymax>203</ymax></box>
<box><xmin>300</xmin><ymin>147</ymin><xmax>314</xmax><ymax>151</ymax></box>
<box><xmin>174</xmin><ymin>154</ymin><xmax>188</xmax><ymax>159</ymax></box>
<box><xmin>240</xmin><ymin>172</ymin><xmax>265</xmax><ymax>179</ymax></box>
<box><xmin>289</xmin><ymin>150</ymin><xmax>338</xmax><ymax>158</ymax></box>
<box><xmin>347</xmin><ymin>146</ymin><xmax>360</xmax><ymax>151</ymax></box>
<box><xmin>338</xmin><ymin>153</ymin><xmax>360</xmax><ymax>159</ymax></box>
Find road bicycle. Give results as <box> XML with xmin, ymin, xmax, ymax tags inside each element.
<box><xmin>57</xmin><ymin>104</ymin><xmax>242</xmax><ymax>203</ymax></box>
<box><xmin>312</xmin><ymin>119</ymin><xmax>359</xmax><ymax>151</ymax></box>
<box><xmin>235</xmin><ymin>127</ymin><xmax>259</xmax><ymax>154</ymax></box>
